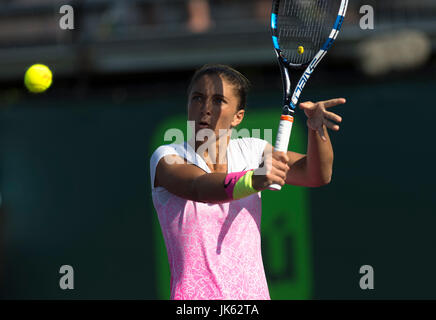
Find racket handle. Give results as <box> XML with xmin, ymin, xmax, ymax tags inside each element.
<box><xmin>275</xmin><ymin>115</ymin><xmax>294</xmax><ymax>152</ymax></box>
<box><xmin>268</xmin><ymin>115</ymin><xmax>294</xmax><ymax>191</ymax></box>
<box><xmin>269</xmin><ymin>183</ymin><xmax>282</xmax><ymax>190</ymax></box>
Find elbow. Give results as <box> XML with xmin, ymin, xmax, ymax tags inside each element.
<box><xmin>308</xmin><ymin>172</ymin><xmax>332</xmax><ymax>188</ymax></box>
<box><xmin>321</xmin><ymin>175</ymin><xmax>332</xmax><ymax>186</ymax></box>
<box><xmin>321</xmin><ymin>171</ymin><xmax>333</xmax><ymax>186</ymax></box>
<box><xmin>308</xmin><ymin>180</ymin><xmax>330</xmax><ymax>188</ymax></box>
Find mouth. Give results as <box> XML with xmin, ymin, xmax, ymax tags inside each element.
<box><xmin>197</xmin><ymin>120</ymin><xmax>210</xmax><ymax>129</ymax></box>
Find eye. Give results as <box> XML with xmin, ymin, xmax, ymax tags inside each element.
<box><xmin>191</xmin><ymin>95</ymin><xmax>202</xmax><ymax>102</ymax></box>
<box><xmin>213</xmin><ymin>97</ymin><xmax>226</xmax><ymax>105</ymax></box>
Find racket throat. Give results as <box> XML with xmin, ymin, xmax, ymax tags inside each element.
<box><xmin>279</xmin><ymin>64</ymin><xmax>292</xmax><ymax>102</ymax></box>
<box><xmin>282</xmin><ymin>101</ymin><xmax>296</xmax><ymax>115</ymax></box>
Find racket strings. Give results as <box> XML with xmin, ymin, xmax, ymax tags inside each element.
<box><xmin>276</xmin><ymin>0</ymin><xmax>340</xmax><ymax>65</ymax></box>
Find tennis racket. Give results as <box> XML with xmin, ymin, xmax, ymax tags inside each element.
<box><xmin>269</xmin><ymin>0</ymin><xmax>348</xmax><ymax>190</ymax></box>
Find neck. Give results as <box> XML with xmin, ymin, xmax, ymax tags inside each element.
<box><xmin>190</xmin><ymin>129</ymin><xmax>232</xmax><ymax>172</ymax></box>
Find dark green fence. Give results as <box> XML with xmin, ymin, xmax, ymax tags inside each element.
<box><xmin>1</xmin><ymin>75</ymin><xmax>435</xmax><ymax>299</ymax></box>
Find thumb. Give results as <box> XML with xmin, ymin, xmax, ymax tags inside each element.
<box><xmin>299</xmin><ymin>101</ymin><xmax>315</xmax><ymax>109</ymax></box>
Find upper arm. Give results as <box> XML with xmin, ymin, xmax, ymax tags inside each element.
<box><xmin>155</xmin><ymin>154</ymin><xmax>229</xmax><ymax>203</ymax></box>
<box><xmin>285</xmin><ymin>151</ymin><xmax>312</xmax><ymax>186</ymax></box>
<box><xmin>155</xmin><ymin>154</ymin><xmax>206</xmax><ymax>200</ymax></box>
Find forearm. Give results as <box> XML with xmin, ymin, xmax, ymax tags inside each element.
<box><xmin>306</xmin><ymin>125</ymin><xmax>334</xmax><ymax>186</ymax></box>
<box><xmin>191</xmin><ymin>173</ymin><xmax>230</xmax><ymax>203</ymax></box>
<box><xmin>157</xmin><ymin>155</ymin><xmax>263</xmax><ymax>203</ymax></box>
<box><xmin>194</xmin><ymin>170</ymin><xmax>262</xmax><ymax>203</ymax></box>
<box><xmin>157</xmin><ymin>157</ymin><xmax>230</xmax><ymax>203</ymax></box>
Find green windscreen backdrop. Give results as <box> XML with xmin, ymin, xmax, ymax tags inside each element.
<box><xmin>0</xmin><ymin>76</ymin><xmax>435</xmax><ymax>299</ymax></box>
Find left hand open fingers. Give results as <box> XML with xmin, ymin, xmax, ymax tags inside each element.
<box><xmin>322</xmin><ymin>98</ymin><xmax>346</xmax><ymax>109</ymax></box>
<box><xmin>324</xmin><ymin>110</ymin><xmax>342</xmax><ymax>123</ymax></box>
<box><xmin>324</xmin><ymin>119</ymin><xmax>340</xmax><ymax>131</ymax></box>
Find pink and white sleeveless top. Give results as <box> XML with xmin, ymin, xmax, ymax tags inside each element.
<box><xmin>150</xmin><ymin>138</ymin><xmax>270</xmax><ymax>300</ymax></box>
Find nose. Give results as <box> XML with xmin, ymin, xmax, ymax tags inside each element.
<box><xmin>200</xmin><ymin>99</ymin><xmax>212</xmax><ymax>115</ymax></box>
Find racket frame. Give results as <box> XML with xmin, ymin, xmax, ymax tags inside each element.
<box><xmin>269</xmin><ymin>0</ymin><xmax>348</xmax><ymax>190</ymax></box>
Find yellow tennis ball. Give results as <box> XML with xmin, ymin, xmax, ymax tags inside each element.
<box><xmin>297</xmin><ymin>46</ymin><xmax>304</xmax><ymax>55</ymax></box>
<box><xmin>24</xmin><ymin>64</ymin><xmax>53</xmax><ymax>93</ymax></box>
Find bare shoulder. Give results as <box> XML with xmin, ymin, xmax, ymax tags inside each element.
<box><xmin>155</xmin><ymin>154</ymin><xmax>205</xmax><ymax>188</ymax></box>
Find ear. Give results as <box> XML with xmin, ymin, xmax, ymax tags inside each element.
<box><xmin>231</xmin><ymin>109</ymin><xmax>245</xmax><ymax>128</ymax></box>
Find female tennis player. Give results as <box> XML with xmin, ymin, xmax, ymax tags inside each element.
<box><xmin>150</xmin><ymin>64</ymin><xmax>345</xmax><ymax>300</ymax></box>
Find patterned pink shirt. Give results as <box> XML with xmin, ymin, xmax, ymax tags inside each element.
<box><xmin>150</xmin><ymin>138</ymin><xmax>270</xmax><ymax>300</ymax></box>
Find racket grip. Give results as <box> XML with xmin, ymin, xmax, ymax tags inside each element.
<box><xmin>274</xmin><ymin>115</ymin><xmax>293</xmax><ymax>152</ymax></box>
<box><xmin>268</xmin><ymin>183</ymin><xmax>282</xmax><ymax>190</ymax></box>
<box><xmin>268</xmin><ymin>115</ymin><xmax>294</xmax><ymax>191</ymax></box>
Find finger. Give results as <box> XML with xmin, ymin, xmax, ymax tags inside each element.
<box><xmin>324</xmin><ymin>119</ymin><xmax>340</xmax><ymax>131</ymax></box>
<box><xmin>273</xmin><ymin>157</ymin><xmax>289</xmax><ymax>168</ymax></box>
<box><xmin>273</xmin><ymin>151</ymin><xmax>289</xmax><ymax>164</ymax></box>
<box><xmin>318</xmin><ymin>126</ymin><xmax>327</xmax><ymax>141</ymax></box>
<box><xmin>324</xmin><ymin>111</ymin><xmax>342</xmax><ymax>123</ymax></box>
<box><xmin>266</xmin><ymin>171</ymin><xmax>286</xmax><ymax>186</ymax></box>
<box><xmin>273</xmin><ymin>160</ymin><xmax>289</xmax><ymax>173</ymax></box>
<box><xmin>299</xmin><ymin>101</ymin><xmax>316</xmax><ymax>110</ymax></box>
<box><xmin>272</xmin><ymin>161</ymin><xmax>289</xmax><ymax>175</ymax></box>
<box><xmin>271</xmin><ymin>172</ymin><xmax>286</xmax><ymax>185</ymax></box>
<box><xmin>269</xmin><ymin>178</ymin><xmax>285</xmax><ymax>187</ymax></box>
<box><xmin>323</xmin><ymin>98</ymin><xmax>346</xmax><ymax>109</ymax></box>
<box><xmin>272</xmin><ymin>168</ymin><xmax>287</xmax><ymax>181</ymax></box>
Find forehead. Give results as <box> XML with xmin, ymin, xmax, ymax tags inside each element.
<box><xmin>190</xmin><ymin>74</ymin><xmax>237</xmax><ymax>97</ymax></box>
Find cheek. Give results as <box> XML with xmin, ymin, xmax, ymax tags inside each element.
<box><xmin>187</xmin><ymin>102</ymin><xmax>198</xmax><ymax>116</ymax></box>
<box><xmin>217</xmin><ymin>111</ymin><xmax>236</xmax><ymax>126</ymax></box>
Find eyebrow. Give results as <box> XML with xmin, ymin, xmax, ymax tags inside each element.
<box><xmin>191</xmin><ymin>91</ymin><xmax>227</xmax><ymax>99</ymax></box>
